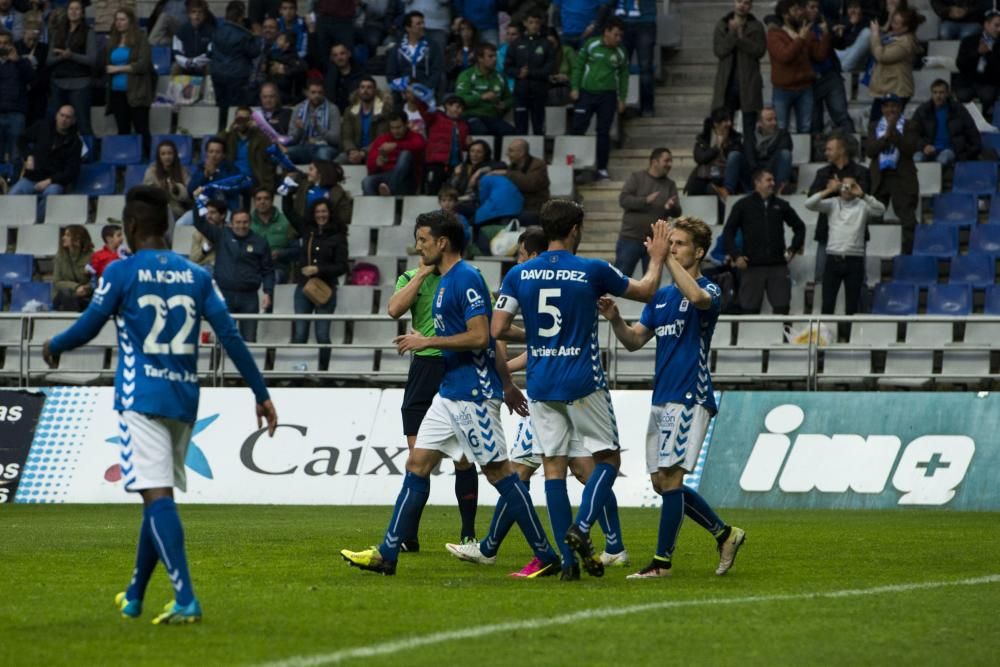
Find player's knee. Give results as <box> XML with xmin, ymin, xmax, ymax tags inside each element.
<box><xmin>481</xmin><ymin>460</ymin><xmax>510</xmax><ymax>485</ymax></box>
<box><xmin>454</xmin><ymin>457</ymin><xmax>474</xmax><ymax>472</ymax></box>
<box><xmin>657</xmin><ymin>467</ymin><xmax>685</xmax><ymax>491</ymax></box>
<box><xmin>593</xmin><ymin>449</ymin><xmax>621</xmax><ymax>470</ymax></box>
<box><xmin>405</xmin><ymin>450</ymin><xmax>438</xmax><ymax>477</ymax></box>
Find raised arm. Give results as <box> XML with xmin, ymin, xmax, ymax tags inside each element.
<box><xmin>620</xmin><ymin>219</ymin><xmax>670</xmax><ymax>302</ymax></box>
<box><xmin>387</xmin><ymin>265</ymin><xmax>433</xmax><ymax>319</ymax></box>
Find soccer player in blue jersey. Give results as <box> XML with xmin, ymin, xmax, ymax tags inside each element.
<box><xmin>340</xmin><ymin>212</ymin><xmax>560</xmax><ymax>576</ymax></box>
<box><xmin>492</xmin><ymin>200</ymin><xmax>670</xmax><ymax>579</ymax></box>
<box><xmin>43</xmin><ymin>186</ymin><xmax>278</xmax><ymax>624</ymax></box>
<box><xmin>598</xmin><ymin>216</ymin><xmax>745</xmax><ymax>579</ymax></box>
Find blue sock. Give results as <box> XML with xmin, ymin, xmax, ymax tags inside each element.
<box><xmin>544</xmin><ymin>478</ymin><xmax>575</xmax><ymax>566</ymax></box>
<box><xmin>125</xmin><ymin>510</ymin><xmax>158</xmax><ymax>601</ymax></box>
<box><xmin>455</xmin><ymin>466</ymin><xmax>478</xmax><ymax>540</ymax></box>
<box><xmin>480</xmin><ymin>477</ymin><xmax>533</xmax><ymax>557</ymax></box>
<box><xmin>146</xmin><ymin>497</ymin><xmax>195</xmax><ymax>606</ymax></box>
<box><xmin>656</xmin><ymin>488</ymin><xmax>685</xmax><ymax>561</ymax></box>
<box><xmin>598</xmin><ymin>490</ymin><xmax>625</xmax><ymax>554</ymax></box>
<box><xmin>495</xmin><ymin>473</ymin><xmax>557</xmax><ymax>562</ymax></box>
<box><xmin>379</xmin><ymin>472</ymin><xmax>430</xmax><ymax>562</ymax></box>
<box><xmin>681</xmin><ymin>485</ymin><xmax>727</xmax><ymax>538</ymax></box>
<box><xmin>575</xmin><ymin>463</ymin><xmax>617</xmax><ymax>532</ymax></box>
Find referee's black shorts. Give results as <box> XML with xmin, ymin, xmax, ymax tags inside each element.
<box><xmin>400</xmin><ymin>355</ymin><xmax>446</xmax><ymax>436</ymax></box>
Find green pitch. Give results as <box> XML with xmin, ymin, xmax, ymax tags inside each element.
<box><xmin>1</xmin><ymin>505</ymin><xmax>997</xmax><ymax>666</ymax></box>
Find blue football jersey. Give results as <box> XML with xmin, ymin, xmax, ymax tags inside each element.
<box><xmin>50</xmin><ymin>249</ymin><xmax>268</xmax><ymax>423</ymax></box>
<box><xmin>639</xmin><ymin>277</ymin><xmax>722</xmax><ymax>412</ymax></box>
<box><xmin>497</xmin><ymin>250</ymin><xmax>629</xmax><ymax>401</ymax></box>
<box><xmin>434</xmin><ymin>260</ymin><xmax>503</xmax><ymax>402</ymax></box>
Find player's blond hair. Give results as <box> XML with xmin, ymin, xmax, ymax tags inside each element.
<box><xmin>670</xmin><ymin>216</ymin><xmax>712</xmax><ymax>257</ymax></box>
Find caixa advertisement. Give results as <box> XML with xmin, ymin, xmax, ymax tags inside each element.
<box><xmin>699</xmin><ymin>392</ymin><xmax>998</xmax><ymax>510</ymax></box>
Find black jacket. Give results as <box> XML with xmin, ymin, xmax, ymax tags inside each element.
<box><xmin>956</xmin><ymin>30</ymin><xmax>1000</xmax><ymax>87</ymax></box>
<box><xmin>809</xmin><ymin>160</ymin><xmax>871</xmax><ymax>243</ymax></box>
<box><xmin>723</xmin><ymin>192</ymin><xmax>806</xmax><ymax>265</ymax></box>
<box><xmin>503</xmin><ymin>32</ymin><xmax>556</xmax><ymax>95</ymax></box>
<box><xmin>911</xmin><ymin>98</ymin><xmax>982</xmax><ymax>161</ymax></box>
<box><xmin>687</xmin><ymin>118</ymin><xmax>745</xmax><ymax>188</ymax></box>
<box><xmin>288</xmin><ymin>215</ymin><xmax>349</xmax><ymax>291</ymax></box>
<box><xmin>324</xmin><ymin>62</ymin><xmax>364</xmax><ymax>113</ymax></box>
<box><xmin>210</xmin><ymin>20</ymin><xmax>261</xmax><ymax>83</ymax></box>
<box><xmin>194</xmin><ymin>212</ymin><xmax>275</xmax><ymax>294</ymax></box>
<box><xmin>18</xmin><ymin>119</ymin><xmax>82</xmax><ymax>187</ymax></box>
<box><xmin>0</xmin><ymin>55</ymin><xmax>33</xmax><ymax>114</ymax></box>
<box><xmin>745</xmin><ymin>128</ymin><xmax>793</xmax><ymax>173</ymax></box>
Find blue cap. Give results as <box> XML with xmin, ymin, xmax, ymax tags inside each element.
<box><xmin>881</xmin><ymin>93</ymin><xmax>903</xmax><ymax>103</ymax></box>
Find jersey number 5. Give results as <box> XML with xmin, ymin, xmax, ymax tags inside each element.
<box><xmin>138</xmin><ymin>294</ymin><xmax>197</xmax><ymax>355</ymax></box>
<box><xmin>538</xmin><ymin>288</ymin><xmax>562</xmax><ymax>338</ymax></box>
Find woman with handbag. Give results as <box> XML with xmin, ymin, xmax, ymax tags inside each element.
<box><xmin>290</xmin><ymin>199</ymin><xmax>349</xmax><ymax>372</ymax></box>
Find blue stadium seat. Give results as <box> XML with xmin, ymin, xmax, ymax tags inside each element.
<box><xmin>927</xmin><ymin>284</ymin><xmax>972</xmax><ymax>315</ymax></box>
<box><xmin>985</xmin><ymin>285</ymin><xmax>1000</xmax><ymax>314</ymax></box>
<box><xmin>75</xmin><ymin>163</ymin><xmax>117</xmax><ymax>196</ymax></box>
<box><xmin>81</xmin><ymin>134</ymin><xmax>96</xmax><ymax>163</ymax></box>
<box><xmin>983</xmin><ymin>133</ymin><xmax>1000</xmax><ymax>155</ymax></box>
<box><xmin>151</xmin><ymin>134</ymin><xmax>193</xmax><ymax>164</ymax></box>
<box><xmin>912</xmin><ymin>225</ymin><xmax>958</xmax><ymax>259</ymax></box>
<box><xmin>0</xmin><ymin>253</ymin><xmax>34</xmax><ymax>286</ymax></box>
<box><xmin>949</xmin><ymin>253</ymin><xmax>995</xmax><ymax>289</ymax></box>
<box><xmin>124</xmin><ymin>163</ymin><xmax>146</xmax><ymax>192</ymax></box>
<box><xmin>10</xmin><ymin>282</ymin><xmax>53</xmax><ymax>312</ymax></box>
<box><xmin>892</xmin><ymin>255</ymin><xmax>939</xmax><ymax>286</ymax></box>
<box><xmin>872</xmin><ymin>282</ymin><xmax>918</xmax><ymax>315</ymax></box>
<box><xmin>931</xmin><ymin>192</ymin><xmax>978</xmax><ymax>228</ymax></box>
<box><xmin>100</xmin><ymin>134</ymin><xmax>144</xmax><ymax>166</ymax></box>
<box><xmin>951</xmin><ymin>161</ymin><xmax>998</xmax><ymax>198</ymax></box>
<box><xmin>970</xmin><ymin>224</ymin><xmax>1000</xmax><ymax>258</ymax></box>
<box><xmin>989</xmin><ymin>196</ymin><xmax>1000</xmax><ymax>225</ymax></box>
<box><xmin>151</xmin><ymin>46</ymin><xmax>171</xmax><ymax>76</ymax></box>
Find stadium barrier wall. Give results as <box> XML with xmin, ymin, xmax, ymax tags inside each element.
<box><xmin>4</xmin><ymin>388</ymin><xmax>719</xmax><ymax>507</ymax></box>
<box><xmin>702</xmin><ymin>391</ymin><xmax>999</xmax><ymax>511</ymax></box>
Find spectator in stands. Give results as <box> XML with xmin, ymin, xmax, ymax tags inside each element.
<box><xmin>494</xmin><ymin>138</ymin><xmax>550</xmax><ymax>226</ymax></box>
<box><xmin>105</xmin><ymin>7</ymin><xmax>153</xmax><ymax>152</ymax></box>
<box><xmin>504</xmin><ymin>10</ymin><xmax>554</xmax><ymax>135</ymax></box>
<box><xmin>553</xmin><ymin>0</ymin><xmax>611</xmax><ymax>49</ymax></box>
<box><xmin>571</xmin><ymin>18</ymin><xmax>629</xmax><ymax>181</ymax></box>
<box><xmin>437</xmin><ymin>185</ymin><xmax>472</xmax><ymax>243</ymax></box>
<box><xmin>809</xmin><ymin>131</ymin><xmax>870</xmax><ymax>281</ymax></box>
<box><xmin>933</xmin><ymin>0</ymin><xmax>989</xmax><ymax>40</ymax></box>
<box><xmin>386</xmin><ymin>11</ymin><xmax>444</xmax><ymax>106</ymax></box>
<box><xmin>833</xmin><ymin>0</ymin><xmax>872</xmax><ymax>72</ymax></box>
<box><xmin>88</xmin><ymin>224</ymin><xmax>125</xmax><ymax>280</ymax></box>
<box><xmin>358</xmin><ymin>0</ymin><xmax>396</xmax><ymax>60</ymax></box>
<box><xmin>420</xmin><ymin>92</ymin><xmax>469</xmax><ymax>194</ymax></box>
<box><xmin>144</xmin><ymin>138</ymin><xmax>192</xmax><ymax>221</ymax></box>
<box><xmin>251</xmin><ymin>187</ymin><xmax>297</xmax><ymax>285</ymax></box>
<box><xmin>722</xmin><ymin>168</ymin><xmax>806</xmax><ymax>314</ymax></box>
<box><xmin>171</xmin><ymin>0</ymin><xmax>214</xmax><ymax>75</ymax></box>
<box><xmin>622</xmin><ymin>0</ymin><xmax>657</xmax><ymax>117</ymax></box>
<box><xmin>713</xmin><ymin>0</ymin><xmax>767</xmax><ymax>139</ymax></box>
<box><xmin>16</xmin><ymin>15</ymin><xmax>46</xmax><ymax>124</ymax></box>
<box><xmin>53</xmin><ymin>224</ymin><xmax>94</xmax><ymax>312</ymax></box>
<box><xmin>194</xmin><ymin>207</ymin><xmax>274</xmax><ymax>342</ymax></box>
<box><xmin>616</xmin><ymin>146</ymin><xmax>682</xmax><ymax>277</ymax></box>
<box><xmin>248</xmin><ymin>17</ymin><xmax>279</xmax><ymax>94</ymax></box>
<box><xmin>866</xmin><ymin>94</ymin><xmax>920</xmax><ymax>254</ymax></box>
<box><xmin>685</xmin><ymin>106</ymin><xmax>747</xmax><ymax>202</ymax></box>
<box><xmin>472</xmin><ymin>172</ymin><xmax>523</xmax><ymax>255</ymax></box>
<box><xmin>265</xmin><ymin>30</ymin><xmax>308</xmax><ymax>103</ymax></box>
<box><xmin>324</xmin><ymin>43</ymin><xmax>364</xmax><ymax>113</ymax></box>
<box><xmin>0</xmin><ymin>0</ymin><xmax>23</xmax><ymax>42</ymax></box>
<box><xmin>547</xmin><ymin>28</ymin><xmax>576</xmax><ymax>106</ymax></box>
<box><xmin>287</xmin><ymin>78</ymin><xmax>342</xmax><ymax>163</ymax></box>
<box><xmin>314</xmin><ymin>0</ymin><xmax>357</xmax><ymax>67</ymax></box>
<box><xmin>954</xmin><ymin>9</ymin><xmax>1000</xmax><ymax>120</ymax></box>
<box><xmin>287</xmin><ymin>199</ymin><xmax>348</xmax><ymax>371</ymax></box>
<box><xmin>911</xmin><ymin>79</ymin><xmax>982</xmax><ymax>166</ymax></box>
<box><xmin>248</xmin><ymin>0</ymin><xmax>283</xmax><ymax>31</ymax></box>
<box><xmin>93</xmin><ymin>0</ymin><xmax>137</xmax><ymax>35</ymax></box>
<box><xmin>454</xmin><ymin>0</ymin><xmax>498</xmax><ymax>45</ymax></box>
<box><xmin>11</xmin><ymin>105</ymin><xmax>81</xmax><ymax>222</ymax></box>
<box><xmin>446</xmin><ymin>17</ymin><xmax>479</xmax><ymax>88</ymax></box>
<box><xmin>404</xmin><ymin>0</ymin><xmax>451</xmax><ymax>57</ymax></box>
<box><xmin>806</xmin><ymin>0</ymin><xmax>855</xmax><ymax>133</ymax></box>
<box><xmin>364</xmin><ymin>111</ymin><xmax>425</xmax><ymax>195</ymax></box>
<box><xmin>456</xmin><ymin>42</ymin><xmax>515</xmax><ymax>136</ymax></box>
<box><xmin>745</xmin><ymin>106</ymin><xmax>793</xmax><ymax>194</ymax></box>
<box><xmin>221</xmin><ymin>106</ymin><xmax>277</xmax><ymax>193</ymax></box>
<box><xmin>148</xmin><ymin>0</ymin><xmax>189</xmax><ymax>46</ymax></box>
<box><xmin>497</xmin><ymin>22</ymin><xmax>521</xmax><ymax>91</ymax></box>
<box><xmin>448</xmin><ymin>137</ymin><xmax>493</xmax><ymax>201</ymax></box>
<box><xmin>805</xmin><ymin>175</ymin><xmax>885</xmax><ymax>314</ymax></box>
<box><xmin>279</xmin><ymin>159</ymin><xmax>349</xmax><ymax>223</ymax></box>
<box><xmin>0</xmin><ymin>29</ymin><xmax>32</xmax><ymax>166</ymax></box>
<box><xmin>767</xmin><ymin>0</ymin><xmax>817</xmax><ymax>133</ymax></box>
<box><xmin>177</xmin><ymin>137</ymin><xmax>241</xmax><ymax>226</ymax></box>
<box><xmin>258</xmin><ymin>82</ymin><xmax>292</xmax><ymax>135</ymax></box>
<box><xmin>339</xmin><ymin>76</ymin><xmax>392</xmax><ymax>166</ymax></box>
<box><xmin>190</xmin><ymin>200</ymin><xmax>227</xmax><ymax>270</ymax></box>
<box><xmin>277</xmin><ymin>0</ymin><xmax>308</xmax><ymax>59</ymax></box>
<box><xmin>866</xmin><ymin>6</ymin><xmax>923</xmax><ymax>127</ymax></box>
<box><xmin>211</xmin><ymin>0</ymin><xmax>262</xmax><ymax>113</ymax></box>
<box><xmin>47</xmin><ymin>1</ymin><xmax>96</xmax><ymax>136</ymax></box>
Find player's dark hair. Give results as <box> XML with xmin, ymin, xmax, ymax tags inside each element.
<box><xmin>649</xmin><ymin>147</ymin><xmax>671</xmax><ymax>162</ymax></box>
<box><xmin>931</xmin><ymin>78</ymin><xmax>949</xmax><ymax>90</ymax></box>
<box><xmin>388</xmin><ymin>110</ymin><xmax>409</xmax><ymax>126</ymax></box>
<box><xmin>709</xmin><ymin>106</ymin><xmax>733</xmax><ymax>126</ymax></box>
<box><xmin>475</xmin><ymin>42</ymin><xmax>497</xmax><ymax>59</ymax></box>
<box><xmin>752</xmin><ymin>168</ymin><xmax>773</xmax><ymax>184</ymax></box>
<box><xmin>358</xmin><ymin>75</ymin><xmax>376</xmax><ymax>88</ymax></box>
<box><xmin>206</xmin><ymin>199</ymin><xmax>228</xmax><ymax>215</ymax></box>
<box><xmin>204</xmin><ymin>136</ymin><xmax>226</xmax><ymax>156</ymax></box>
<box><xmin>224</xmin><ymin>0</ymin><xmax>245</xmax><ymax>23</ymax></box>
<box><xmin>541</xmin><ymin>199</ymin><xmax>584</xmax><ymax>241</ymax></box>
<box><xmin>124</xmin><ymin>185</ymin><xmax>170</xmax><ymax>237</ymax></box>
<box><xmin>416</xmin><ymin>210</ymin><xmax>466</xmax><ymax>253</ymax></box>
<box><xmin>231</xmin><ymin>208</ymin><xmax>251</xmax><ymax>221</ymax></box>
<box><xmin>671</xmin><ymin>217</ymin><xmax>713</xmax><ymax>258</ymax></box>
<box><xmin>252</xmin><ymin>186</ymin><xmax>274</xmax><ymax>199</ymax></box>
<box><xmin>101</xmin><ymin>224</ymin><xmax>121</xmax><ymax>242</ymax></box>
<box><xmin>404</xmin><ymin>10</ymin><xmax>423</xmax><ymax>28</ymax></box>
<box><xmin>518</xmin><ymin>226</ymin><xmax>548</xmax><ymax>256</ymax></box>
<box><xmin>604</xmin><ymin>17</ymin><xmax>625</xmax><ymax>33</ymax></box>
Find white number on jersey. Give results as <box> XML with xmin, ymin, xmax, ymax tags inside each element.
<box><xmin>138</xmin><ymin>294</ymin><xmax>197</xmax><ymax>355</ymax></box>
<box><xmin>538</xmin><ymin>288</ymin><xmax>562</xmax><ymax>338</ymax></box>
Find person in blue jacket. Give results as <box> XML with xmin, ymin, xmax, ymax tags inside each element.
<box><xmin>453</xmin><ymin>0</ymin><xmax>499</xmax><ymax>45</ymax></box>
<box><xmin>473</xmin><ymin>172</ymin><xmax>524</xmax><ymax>255</ymax></box>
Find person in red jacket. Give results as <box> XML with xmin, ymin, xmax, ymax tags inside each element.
<box><xmin>363</xmin><ymin>111</ymin><xmax>427</xmax><ymax>196</ymax></box>
<box><xmin>421</xmin><ymin>94</ymin><xmax>471</xmax><ymax>195</ymax></box>
<box><xmin>766</xmin><ymin>0</ymin><xmax>820</xmax><ymax>132</ymax></box>
<box><xmin>87</xmin><ymin>224</ymin><xmax>125</xmax><ymax>280</ymax></box>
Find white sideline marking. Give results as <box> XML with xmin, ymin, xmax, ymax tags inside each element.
<box><xmin>259</xmin><ymin>575</ymin><xmax>1000</xmax><ymax>667</ymax></box>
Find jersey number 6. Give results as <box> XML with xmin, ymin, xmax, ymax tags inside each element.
<box><xmin>138</xmin><ymin>294</ymin><xmax>198</xmax><ymax>355</ymax></box>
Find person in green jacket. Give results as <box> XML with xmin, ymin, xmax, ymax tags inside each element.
<box><xmin>570</xmin><ymin>17</ymin><xmax>630</xmax><ymax>180</ymax></box>
<box><xmin>250</xmin><ymin>187</ymin><xmax>298</xmax><ymax>286</ymax></box>
<box><xmin>455</xmin><ymin>42</ymin><xmax>516</xmax><ymax>136</ymax></box>
<box><xmin>53</xmin><ymin>224</ymin><xmax>95</xmax><ymax>312</ymax></box>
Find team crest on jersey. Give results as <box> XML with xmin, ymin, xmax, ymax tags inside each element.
<box><xmin>680</xmin><ymin>298</ymin><xmax>690</xmax><ymax>312</ymax></box>
<box><xmin>436</xmin><ymin>287</ymin><xmax>445</xmax><ymax>307</ymax></box>
<box><xmin>158</xmin><ymin>255</ymin><xmax>168</xmax><ymax>265</ymax></box>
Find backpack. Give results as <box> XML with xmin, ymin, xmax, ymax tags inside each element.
<box><xmin>350</xmin><ymin>261</ymin><xmax>381</xmax><ymax>286</ymax></box>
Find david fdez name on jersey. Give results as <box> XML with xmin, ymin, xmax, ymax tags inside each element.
<box><xmin>517</xmin><ymin>268</ymin><xmax>589</xmax><ymax>283</ymax></box>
